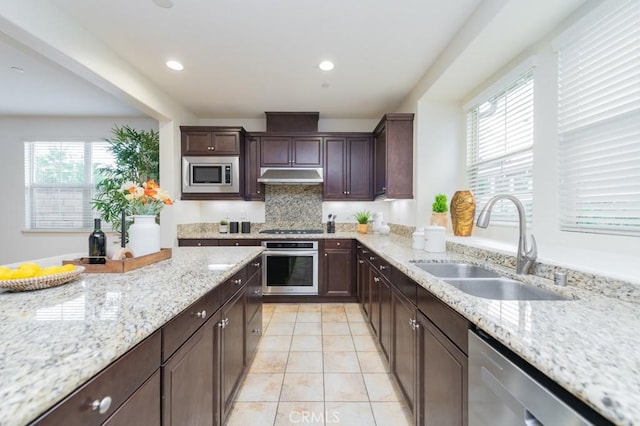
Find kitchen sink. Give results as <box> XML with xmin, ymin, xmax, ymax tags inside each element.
<box><xmin>414</xmin><ymin>262</ymin><xmax>501</xmax><ymax>279</ymax></box>
<box><xmin>444</xmin><ymin>278</ymin><xmax>570</xmax><ymax>301</ymax></box>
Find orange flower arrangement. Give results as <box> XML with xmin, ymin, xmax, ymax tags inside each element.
<box><xmin>121</xmin><ymin>179</ymin><xmax>173</xmax><ymax>216</ymax></box>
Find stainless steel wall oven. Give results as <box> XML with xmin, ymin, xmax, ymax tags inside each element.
<box><xmin>262</xmin><ymin>241</ymin><xmax>318</xmax><ymax>295</ymax></box>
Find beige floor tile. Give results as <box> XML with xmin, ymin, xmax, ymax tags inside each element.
<box><xmin>343</xmin><ymin>303</ymin><xmax>361</xmax><ymax>313</ymax></box>
<box><xmin>322</xmin><ymin>312</ymin><xmax>348</xmax><ymax>323</ymax></box>
<box><xmin>363</xmin><ymin>373</ymin><xmax>401</xmax><ymax>401</ymax></box>
<box><xmin>298</xmin><ymin>303</ymin><xmax>322</xmax><ymax>312</ymax></box>
<box><xmin>370</xmin><ymin>401</ymin><xmax>413</xmax><ymax>426</ymax></box>
<box><xmin>291</xmin><ymin>335</ymin><xmax>323</xmax><ymax>351</ymax></box>
<box><xmin>357</xmin><ymin>352</ymin><xmax>389</xmax><ymax>373</ymax></box>
<box><xmin>235</xmin><ymin>373</ymin><xmax>284</xmax><ymax>402</ymax></box>
<box><xmin>352</xmin><ymin>335</ymin><xmax>378</xmax><ymax>352</ymax></box>
<box><xmin>226</xmin><ymin>402</ymin><xmax>278</xmax><ymax>426</ymax></box>
<box><xmin>287</xmin><ymin>351</ymin><xmax>323</xmax><ymax>373</ymax></box>
<box><xmin>280</xmin><ymin>373</ymin><xmax>324</xmax><ymax>401</ymax></box>
<box><xmin>323</xmin><ymin>351</ymin><xmax>361</xmax><ymax>373</ymax></box>
<box><xmin>296</xmin><ymin>312</ymin><xmax>322</xmax><ymax>323</ymax></box>
<box><xmin>348</xmin><ymin>322</ymin><xmax>371</xmax><ymax>336</ymax></box>
<box><xmin>324</xmin><ymin>373</ymin><xmax>369</xmax><ymax>402</ymax></box>
<box><xmin>324</xmin><ymin>402</ymin><xmax>375</xmax><ymax>426</ymax></box>
<box><xmin>346</xmin><ymin>311</ymin><xmax>366</xmax><ymax>323</ymax></box>
<box><xmin>275</xmin><ymin>304</ymin><xmax>300</xmax><ymax>312</ymax></box>
<box><xmin>258</xmin><ymin>335</ymin><xmax>292</xmax><ymax>352</ymax></box>
<box><xmin>275</xmin><ymin>401</ymin><xmax>325</xmax><ymax>426</ymax></box>
<box><xmin>321</xmin><ymin>322</ymin><xmax>351</xmax><ymax>336</ymax></box>
<box><xmin>271</xmin><ymin>312</ymin><xmax>298</xmax><ymax>323</ymax></box>
<box><xmin>249</xmin><ymin>351</ymin><xmax>289</xmax><ymax>373</ymax></box>
<box><xmin>323</xmin><ymin>335</ymin><xmax>355</xmax><ymax>352</ymax></box>
<box><xmin>321</xmin><ymin>303</ymin><xmax>345</xmax><ymax>313</ymax></box>
<box><xmin>294</xmin><ymin>322</ymin><xmax>322</xmax><ymax>336</ymax></box>
<box><xmin>263</xmin><ymin>312</ymin><xmax>273</xmax><ymax>327</ymax></box>
<box><xmin>264</xmin><ymin>322</ymin><xmax>295</xmax><ymax>336</ymax></box>
<box><xmin>263</xmin><ymin>304</ymin><xmax>277</xmax><ymax>313</ymax></box>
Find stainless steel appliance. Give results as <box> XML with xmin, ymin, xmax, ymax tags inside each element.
<box><xmin>182</xmin><ymin>156</ymin><xmax>239</xmax><ymax>193</ymax></box>
<box><xmin>469</xmin><ymin>330</ymin><xmax>594</xmax><ymax>425</ymax></box>
<box><xmin>262</xmin><ymin>241</ymin><xmax>318</xmax><ymax>295</ymax></box>
<box><xmin>259</xmin><ymin>229</ymin><xmax>323</xmax><ymax>235</ymax></box>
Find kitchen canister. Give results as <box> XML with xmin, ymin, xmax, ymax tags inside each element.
<box><xmin>128</xmin><ymin>215</ymin><xmax>160</xmax><ymax>257</ymax></box>
<box><xmin>412</xmin><ymin>227</ymin><xmax>426</xmax><ymax>250</ymax></box>
<box><xmin>424</xmin><ymin>225</ymin><xmax>446</xmax><ymax>252</ymax></box>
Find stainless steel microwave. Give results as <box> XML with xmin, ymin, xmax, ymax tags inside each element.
<box><xmin>182</xmin><ymin>156</ymin><xmax>240</xmax><ymax>193</ymax></box>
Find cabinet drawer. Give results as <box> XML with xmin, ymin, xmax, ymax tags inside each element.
<box><xmin>162</xmin><ymin>289</ymin><xmax>218</xmax><ymax>361</ymax></box>
<box><xmin>218</xmin><ymin>239</ymin><xmax>261</xmax><ymax>246</ymax></box>
<box><xmin>372</xmin><ymin>257</ymin><xmax>391</xmax><ymax>281</ymax></box>
<box><xmin>324</xmin><ymin>239</ymin><xmax>352</xmax><ymax>249</ymax></box>
<box><xmin>220</xmin><ymin>268</ymin><xmax>248</xmax><ymax>303</ymax></box>
<box><xmin>417</xmin><ymin>286</ymin><xmax>470</xmax><ymax>354</ymax></box>
<box><xmin>246</xmin><ymin>256</ymin><xmax>262</xmax><ymax>281</ymax></box>
<box><xmin>178</xmin><ymin>239</ymin><xmax>218</xmax><ymax>247</ymax></box>
<box><xmin>33</xmin><ymin>331</ymin><xmax>161</xmax><ymax>426</ymax></box>
<box><xmin>103</xmin><ymin>370</ymin><xmax>160</xmax><ymax>426</ymax></box>
<box><xmin>246</xmin><ymin>309</ymin><xmax>262</xmax><ymax>365</ymax></box>
<box><xmin>391</xmin><ymin>268</ymin><xmax>417</xmax><ymax>305</ymax></box>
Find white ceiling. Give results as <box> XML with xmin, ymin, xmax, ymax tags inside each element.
<box><xmin>0</xmin><ymin>0</ymin><xmax>588</xmax><ymax>120</ymax></box>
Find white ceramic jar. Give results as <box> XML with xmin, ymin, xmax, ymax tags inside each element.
<box><xmin>412</xmin><ymin>227</ymin><xmax>426</xmax><ymax>250</ymax></box>
<box><xmin>424</xmin><ymin>225</ymin><xmax>446</xmax><ymax>252</ymax></box>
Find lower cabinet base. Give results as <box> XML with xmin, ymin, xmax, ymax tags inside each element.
<box><xmin>263</xmin><ymin>295</ymin><xmax>358</xmax><ymax>303</ymax></box>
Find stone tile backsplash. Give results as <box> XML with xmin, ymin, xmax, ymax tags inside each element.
<box><xmin>264</xmin><ymin>184</ymin><xmax>323</xmax><ymax>229</ymax></box>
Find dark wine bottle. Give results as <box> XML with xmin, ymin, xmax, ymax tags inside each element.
<box><xmin>88</xmin><ymin>218</ymin><xmax>107</xmax><ymax>264</ymax></box>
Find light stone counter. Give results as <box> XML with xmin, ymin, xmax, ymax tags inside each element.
<box><xmin>0</xmin><ymin>246</ymin><xmax>263</xmax><ymax>426</ymax></box>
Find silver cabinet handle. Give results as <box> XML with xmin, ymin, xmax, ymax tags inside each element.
<box><xmin>379</xmin><ymin>265</ymin><xmax>387</xmax><ymax>270</ymax></box>
<box><xmin>252</xmin><ymin>328</ymin><xmax>261</xmax><ymax>334</ymax></box>
<box><xmin>336</xmin><ymin>242</ymin><xmax>341</xmax><ymax>246</ymax></box>
<box><xmin>252</xmin><ymin>262</ymin><xmax>261</xmax><ymax>267</ymax></box>
<box><xmin>218</xmin><ymin>318</ymin><xmax>229</xmax><ymax>328</ymax></box>
<box><xmin>196</xmin><ymin>310</ymin><xmax>207</xmax><ymax>319</ymax></box>
<box><xmin>253</xmin><ymin>289</ymin><xmax>260</xmax><ymax>294</ymax></box>
<box><xmin>358</xmin><ymin>260</ymin><xmax>364</xmax><ymax>264</ymax></box>
<box><xmin>373</xmin><ymin>277</ymin><xmax>380</xmax><ymax>283</ymax></box>
<box><xmin>91</xmin><ymin>396</ymin><xmax>112</xmax><ymax>414</ymax></box>
<box><xmin>257</xmin><ymin>190</ymin><xmax>261</xmax><ymax>194</ymax></box>
<box><xmin>197</xmin><ymin>242</ymin><xmax>202</xmax><ymax>246</ymax></box>
<box><xmin>369</xmin><ymin>256</ymin><xmax>376</xmax><ymax>261</ymax></box>
<box><xmin>233</xmin><ymin>278</ymin><xmax>242</xmax><ymax>285</ymax></box>
<box><xmin>235</xmin><ymin>242</ymin><xmax>240</xmax><ymax>246</ymax></box>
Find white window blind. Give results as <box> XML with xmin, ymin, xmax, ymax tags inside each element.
<box><xmin>24</xmin><ymin>141</ymin><xmax>115</xmax><ymax>231</ymax></box>
<box><xmin>556</xmin><ymin>0</ymin><xmax>640</xmax><ymax>236</ymax></box>
<box><xmin>465</xmin><ymin>67</ymin><xmax>534</xmax><ymax>224</ymax></box>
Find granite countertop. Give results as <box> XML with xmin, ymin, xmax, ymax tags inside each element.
<box><xmin>0</xmin><ymin>246</ymin><xmax>263</xmax><ymax>426</ymax></box>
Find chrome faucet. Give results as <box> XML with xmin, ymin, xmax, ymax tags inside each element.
<box><xmin>475</xmin><ymin>194</ymin><xmax>537</xmax><ymax>275</ymax></box>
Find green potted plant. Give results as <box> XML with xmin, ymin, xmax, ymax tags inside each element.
<box><xmin>354</xmin><ymin>210</ymin><xmax>372</xmax><ymax>234</ymax></box>
<box><xmin>430</xmin><ymin>193</ymin><xmax>448</xmax><ymax>228</ymax></box>
<box><xmin>219</xmin><ymin>220</ymin><xmax>229</xmax><ymax>233</ymax></box>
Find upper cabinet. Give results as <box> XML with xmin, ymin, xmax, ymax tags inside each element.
<box><xmin>181</xmin><ymin>126</ymin><xmax>243</xmax><ymax>156</ymax></box>
<box><xmin>373</xmin><ymin>113</ymin><xmax>414</xmax><ymax>199</ymax></box>
<box><xmin>244</xmin><ymin>136</ymin><xmax>264</xmax><ymax>201</ymax></box>
<box><xmin>260</xmin><ymin>136</ymin><xmax>323</xmax><ymax>167</ymax></box>
<box><xmin>323</xmin><ymin>136</ymin><xmax>373</xmax><ymax>200</ymax></box>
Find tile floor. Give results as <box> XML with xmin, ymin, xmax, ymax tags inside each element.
<box><xmin>226</xmin><ymin>303</ymin><xmax>413</xmax><ymax>426</ymax></box>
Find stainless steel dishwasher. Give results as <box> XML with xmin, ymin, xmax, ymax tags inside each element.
<box><xmin>469</xmin><ymin>330</ymin><xmax>595</xmax><ymax>426</ymax></box>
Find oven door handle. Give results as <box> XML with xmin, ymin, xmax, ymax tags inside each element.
<box><xmin>263</xmin><ymin>250</ymin><xmax>318</xmax><ymax>257</ymax></box>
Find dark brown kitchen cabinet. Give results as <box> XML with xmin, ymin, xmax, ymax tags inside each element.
<box><xmin>244</xmin><ymin>136</ymin><xmax>264</xmax><ymax>200</ymax></box>
<box><xmin>178</xmin><ymin>239</ymin><xmax>219</xmax><ymax>247</ymax></box>
<box><xmin>260</xmin><ymin>136</ymin><xmax>323</xmax><ymax>167</ymax></box>
<box><xmin>417</xmin><ymin>311</ymin><xmax>467</xmax><ymax>426</ymax></box>
<box><xmin>320</xmin><ymin>239</ymin><xmax>354</xmax><ymax>297</ymax></box>
<box><xmin>392</xmin><ymin>286</ymin><xmax>418</xmax><ymax>419</ymax></box>
<box><xmin>181</xmin><ymin>127</ymin><xmax>243</xmax><ymax>155</ymax></box>
<box><xmin>103</xmin><ymin>371</ymin><xmax>160</xmax><ymax>426</ymax></box>
<box><xmin>323</xmin><ymin>136</ymin><xmax>372</xmax><ymax>200</ymax></box>
<box><xmin>218</xmin><ymin>239</ymin><xmax>261</xmax><ymax>247</ymax></box>
<box><xmin>220</xmin><ymin>289</ymin><xmax>246</xmax><ymax>422</ymax></box>
<box><xmin>373</xmin><ymin>113</ymin><xmax>414</xmax><ymax>199</ymax></box>
<box><xmin>372</xmin><ymin>269</ymin><xmax>392</xmax><ymax>362</ymax></box>
<box><xmin>357</xmin><ymin>246</ymin><xmax>371</xmax><ymax>318</ymax></box>
<box><xmin>245</xmin><ymin>258</ymin><xmax>263</xmax><ymax>365</ymax></box>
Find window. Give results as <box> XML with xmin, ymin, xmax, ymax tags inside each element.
<box><xmin>465</xmin><ymin>63</ymin><xmax>535</xmax><ymax>224</ymax></box>
<box><xmin>555</xmin><ymin>0</ymin><xmax>640</xmax><ymax>236</ymax></box>
<box><xmin>24</xmin><ymin>141</ymin><xmax>115</xmax><ymax>230</ymax></box>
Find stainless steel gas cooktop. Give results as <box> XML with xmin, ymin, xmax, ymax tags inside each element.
<box><xmin>259</xmin><ymin>229</ymin><xmax>324</xmax><ymax>235</ymax></box>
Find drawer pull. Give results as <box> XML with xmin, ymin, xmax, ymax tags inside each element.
<box><xmin>373</xmin><ymin>277</ymin><xmax>380</xmax><ymax>283</ymax></box>
<box><xmin>197</xmin><ymin>242</ymin><xmax>202</xmax><ymax>246</ymax></box>
<box><xmin>379</xmin><ymin>265</ymin><xmax>387</xmax><ymax>270</ymax></box>
<box><xmin>253</xmin><ymin>290</ymin><xmax>261</xmax><ymax>295</ymax></box>
<box><xmin>358</xmin><ymin>260</ymin><xmax>364</xmax><ymax>264</ymax></box>
<box><xmin>233</xmin><ymin>278</ymin><xmax>242</xmax><ymax>285</ymax></box>
<box><xmin>369</xmin><ymin>256</ymin><xmax>376</xmax><ymax>261</ymax></box>
<box><xmin>91</xmin><ymin>396</ymin><xmax>112</xmax><ymax>414</ymax></box>
<box><xmin>218</xmin><ymin>318</ymin><xmax>229</xmax><ymax>328</ymax></box>
<box><xmin>235</xmin><ymin>242</ymin><xmax>240</xmax><ymax>246</ymax></box>
<box><xmin>336</xmin><ymin>242</ymin><xmax>341</xmax><ymax>246</ymax></box>
<box><xmin>252</xmin><ymin>328</ymin><xmax>261</xmax><ymax>334</ymax></box>
<box><xmin>252</xmin><ymin>262</ymin><xmax>261</xmax><ymax>267</ymax></box>
<box><xmin>362</xmin><ymin>250</ymin><xmax>369</xmax><ymax>254</ymax></box>
<box><xmin>196</xmin><ymin>310</ymin><xmax>207</xmax><ymax>319</ymax></box>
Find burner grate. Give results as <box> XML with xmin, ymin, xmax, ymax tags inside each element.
<box><xmin>259</xmin><ymin>229</ymin><xmax>324</xmax><ymax>235</ymax></box>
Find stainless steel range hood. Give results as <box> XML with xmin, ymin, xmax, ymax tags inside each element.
<box><xmin>257</xmin><ymin>168</ymin><xmax>323</xmax><ymax>185</ymax></box>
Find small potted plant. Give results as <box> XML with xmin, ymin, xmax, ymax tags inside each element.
<box><xmin>430</xmin><ymin>194</ymin><xmax>448</xmax><ymax>228</ymax></box>
<box><xmin>354</xmin><ymin>210</ymin><xmax>372</xmax><ymax>234</ymax></box>
<box><xmin>219</xmin><ymin>220</ymin><xmax>229</xmax><ymax>233</ymax></box>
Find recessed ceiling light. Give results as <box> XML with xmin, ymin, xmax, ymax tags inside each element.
<box><xmin>166</xmin><ymin>60</ymin><xmax>184</xmax><ymax>71</ymax></box>
<box><xmin>10</xmin><ymin>66</ymin><xmax>25</xmax><ymax>73</ymax></box>
<box><xmin>153</xmin><ymin>0</ymin><xmax>174</xmax><ymax>8</ymax></box>
<box><xmin>318</xmin><ymin>61</ymin><xmax>334</xmax><ymax>71</ymax></box>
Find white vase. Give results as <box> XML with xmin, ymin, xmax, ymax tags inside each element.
<box><xmin>128</xmin><ymin>215</ymin><xmax>160</xmax><ymax>257</ymax></box>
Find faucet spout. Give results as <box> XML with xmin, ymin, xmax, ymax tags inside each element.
<box><xmin>475</xmin><ymin>194</ymin><xmax>537</xmax><ymax>275</ymax></box>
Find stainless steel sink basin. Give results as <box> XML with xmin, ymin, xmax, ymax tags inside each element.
<box><xmin>444</xmin><ymin>278</ymin><xmax>570</xmax><ymax>301</ymax></box>
<box><xmin>414</xmin><ymin>263</ymin><xmax>501</xmax><ymax>279</ymax></box>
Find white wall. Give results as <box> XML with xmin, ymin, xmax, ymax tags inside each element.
<box><xmin>0</xmin><ymin>116</ymin><xmax>158</xmax><ymax>264</ymax></box>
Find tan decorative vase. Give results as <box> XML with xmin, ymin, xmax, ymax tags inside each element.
<box><xmin>430</xmin><ymin>212</ymin><xmax>448</xmax><ymax>229</ymax></box>
<box><xmin>450</xmin><ymin>190</ymin><xmax>476</xmax><ymax>236</ymax></box>
<box><xmin>357</xmin><ymin>223</ymin><xmax>369</xmax><ymax>234</ymax></box>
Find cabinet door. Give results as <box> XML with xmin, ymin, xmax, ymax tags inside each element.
<box><xmin>346</xmin><ymin>137</ymin><xmax>373</xmax><ymax>200</ymax></box>
<box><xmin>374</xmin><ymin>127</ymin><xmax>387</xmax><ymax>197</ymax></box>
<box><xmin>369</xmin><ymin>266</ymin><xmax>380</xmax><ymax>336</ymax></box>
<box><xmin>322</xmin><ymin>246</ymin><xmax>353</xmax><ymax>297</ymax></box>
<box><xmin>244</xmin><ymin>137</ymin><xmax>264</xmax><ymax>200</ymax></box>
<box><xmin>358</xmin><ymin>255</ymin><xmax>370</xmax><ymax>319</ymax></box>
<box><xmin>417</xmin><ymin>312</ymin><xmax>467</xmax><ymax>426</ymax></box>
<box><xmin>162</xmin><ymin>316</ymin><xmax>216</xmax><ymax>426</ymax></box>
<box><xmin>292</xmin><ymin>136</ymin><xmax>322</xmax><ymax>167</ymax></box>
<box><xmin>261</xmin><ymin>137</ymin><xmax>291</xmax><ymax>166</ymax></box>
<box><xmin>211</xmin><ymin>132</ymin><xmax>240</xmax><ymax>154</ymax></box>
<box><xmin>323</xmin><ymin>137</ymin><xmax>347</xmax><ymax>199</ymax></box>
<box><xmin>392</xmin><ymin>288</ymin><xmax>417</xmax><ymax>417</ymax></box>
<box><xmin>104</xmin><ymin>371</ymin><xmax>160</xmax><ymax>426</ymax></box>
<box><xmin>378</xmin><ymin>275</ymin><xmax>391</xmax><ymax>362</ymax></box>
<box><xmin>221</xmin><ymin>290</ymin><xmax>246</xmax><ymax>422</ymax></box>
<box><xmin>183</xmin><ymin>131</ymin><xmax>213</xmax><ymax>155</ymax></box>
